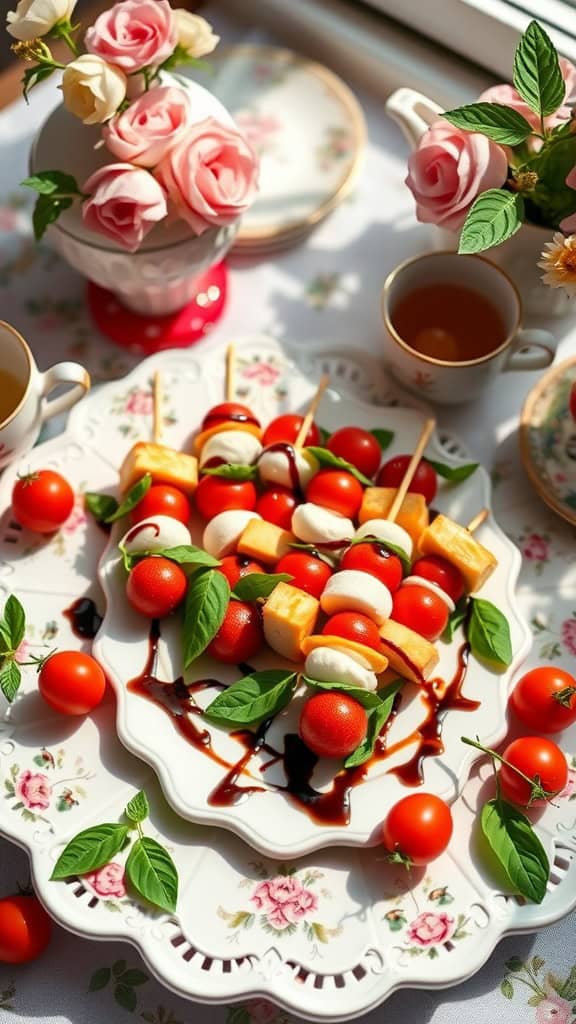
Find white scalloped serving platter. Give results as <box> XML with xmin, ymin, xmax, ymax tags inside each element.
<box><xmin>1</xmin><ymin>337</ymin><xmax>574</xmax><ymax>1021</ymax></box>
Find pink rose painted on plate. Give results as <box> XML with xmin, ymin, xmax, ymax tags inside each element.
<box><xmin>535</xmin><ymin>995</ymin><xmax>572</xmax><ymax>1024</ymax></box>
<box><xmin>84</xmin><ymin>861</ymin><xmax>126</xmax><ymax>898</ymax></box>
<box><xmin>63</xmin><ymin>496</ymin><xmax>87</xmax><ymax>535</ymax></box>
<box><xmin>251</xmin><ymin>876</ymin><xmax>318</xmax><ymax>930</ymax></box>
<box><xmin>15</xmin><ymin>770</ymin><xmax>51</xmax><ymax>811</ymax></box>
<box><xmin>561</xmin><ymin>618</ymin><xmax>576</xmax><ymax>657</ymax></box>
<box><xmin>124</xmin><ymin>388</ymin><xmax>153</xmax><ymax>416</ymax></box>
<box><xmin>241</xmin><ymin>362</ymin><xmax>281</xmax><ymax>387</ymax></box>
<box><xmin>406</xmin><ymin>911</ymin><xmax>454</xmax><ymax>947</ymax></box>
<box><xmin>559</xmin><ymin>768</ymin><xmax>576</xmax><ymax>800</ymax></box>
<box><xmin>522</xmin><ymin>533</ymin><xmax>550</xmax><ymax>563</ymax></box>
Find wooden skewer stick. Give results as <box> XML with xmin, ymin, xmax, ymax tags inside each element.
<box><xmin>294</xmin><ymin>374</ymin><xmax>330</xmax><ymax>451</ymax></box>
<box><xmin>466</xmin><ymin>508</ymin><xmax>489</xmax><ymax>534</ymax></box>
<box><xmin>387</xmin><ymin>418</ymin><xmax>436</xmax><ymax>523</ymax></box>
<box><xmin>225</xmin><ymin>343</ymin><xmax>236</xmax><ymax>403</ymax></box>
<box><xmin>152</xmin><ymin>370</ymin><xmax>163</xmax><ymax>444</ymax></box>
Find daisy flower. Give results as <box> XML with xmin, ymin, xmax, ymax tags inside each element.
<box><xmin>538</xmin><ymin>232</ymin><xmax>576</xmax><ymax>295</ymax></box>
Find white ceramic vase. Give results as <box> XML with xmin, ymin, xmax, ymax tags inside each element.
<box><xmin>30</xmin><ymin>75</ymin><xmax>239</xmax><ymax>317</ymax></box>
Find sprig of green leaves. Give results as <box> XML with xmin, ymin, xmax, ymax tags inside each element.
<box><xmin>22</xmin><ymin>170</ymin><xmax>85</xmax><ymax>241</ymax></box>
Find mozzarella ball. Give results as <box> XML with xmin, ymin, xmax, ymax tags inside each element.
<box><xmin>120</xmin><ymin>515</ymin><xmax>192</xmax><ymax>555</ymax></box>
<box><xmin>304</xmin><ymin>647</ymin><xmax>378</xmax><ymax>691</ymax></box>
<box><xmin>199</xmin><ymin>430</ymin><xmax>262</xmax><ymax>468</ymax></box>
<box><xmin>354</xmin><ymin>519</ymin><xmax>413</xmax><ymax>560</ymax></box>
<box><xmin>291</xmin><ymin>503</ymin><xmax>354</xmax><ymax>545</ymax></box>
<box><xmin>202</xmin><ymin>510</ymin><xmax>261</xmax><ymax>559</ymax></box>
<box><xmin>320</xmin><ymin>569</ymin><xmax>392</xmax><ymax>625</ymax></box>
<box><xmin>258</xmin><ymin>447</ymin><xmax>318</xmax><ymax>490</ymax></box>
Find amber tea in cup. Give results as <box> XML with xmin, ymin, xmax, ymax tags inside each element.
<box><xmin>0</xmin><ymin>369</ymin><xmax>27</xmax><ymax>424</ymax></box>
<box><xmin>390</xmin><ymin>283</ymin><xmax>507</xmax><ymax>363</ymax></box>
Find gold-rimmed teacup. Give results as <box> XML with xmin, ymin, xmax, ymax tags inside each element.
<box><xmin>380</xmin><ymin>252</ymin><xmax>557</xmax><ymax>405</ymax></box>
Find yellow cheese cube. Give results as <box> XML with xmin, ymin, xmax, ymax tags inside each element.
<box><xmin>119</xmin><ymin>442</ymin><xmax>198</xmax><ymax>495</ymax></box>
<box><xmin>237</xmin><ymin>519</ymin><xmax>294</xmax><ymax>566</ymax></box>
<box><xmin>359</xmin><ymin>488</ymin><xmax>429</xmax><ymax>546</ymax></box>
<box><xmin>262</xmin><ymin>582</ymin><xmax>319</xmax><ymax>662</ymax></box>
<box><xmin>379</xmin><ymin>619</ymin><xmax>439</xmax><ymax>684</ymax></box>
<box><xmin>418</xmin><ymin>513</ymin><xmax>497</xmax><ymax>593</ymax></box>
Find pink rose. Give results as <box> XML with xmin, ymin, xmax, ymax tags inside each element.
<box><xmin>103</xmin><ymin>86</ymin><xmax>190</xmax><ymax>168</ymax></box>
<box><xmin>406</xmin><ymin>119</ymin><xmax>508</xmax><ymax>232</ymax></box>
<box><xmin>535</xmin><ymin>995</ymin><xmax>572</xmax><ymax>1024</ymax></box>
<box><xmin>242</xmin><ymin>363</ymin><xmax>280</xmax><ymax>387</ymax></box>
<box><xmin>406</xmin><ymin>911</ymin><xmax>454</xmax><ymax>947</ymax></box>
<box><xmin>245</xmin><ymin>1000</ymin><xmax>279</xmax><ymax>1024</ymax></box>
<box><xmin>562</xmin><ymin>618</ymin><xmax>576</xmax><ymax>657</ymax></box>
<box><xmin>63</xmin><ymin>496</ymin><xmax>87</xmax><ymax>534</ymax></box>
<box><xmin>15</xmin><ymin>770</ymin><xmax>51</xmax><ymax>811</ymax></box>
<box><xmin>252</xmin><ymin>875</ymin><xmax>303</xmax><ymax>913</ymax></box>
<box><xmin>522</xmin><ymin>533</ymin><xmax>549</xmax><ymax>562</ymax></box>
<box><xmin>155</xmin><ymin>117</ymin><xmax>259</xmax><ymax>235</ymax></box>
<box><xmin>84</xmin><ymin>861</ymin><xmax>126</xmax><ymax>898</ymax></box>
<box><xmin>559</xmin><ymin>768</ymin><xmax>576</xmax><ymax>800</ymax></box>
<box><xmin>82</xmin><ymin>163</ymin><xmax>167</xmax><ymax>251</ymax></box>
<box><xmin>480</xmin><ymin>58</ymin><xmax>576</xmax><ymax>138</ymax></box>
<box><xmin>125</xmin><ymin>388</ymin><xmax>153</xmax><ymax>414</ymax></box>
<box><xmin>85</xmin><ymin>0</ymin><xmax>177</xmax><ymax>73</ymax></box>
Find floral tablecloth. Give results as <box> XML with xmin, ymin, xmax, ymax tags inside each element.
<box><xmin>1</xmin><ymin>7</ymin><xmax>576</xmax><ymax>1024</ymax></box>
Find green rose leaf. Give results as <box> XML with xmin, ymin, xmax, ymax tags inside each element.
<box><xmin>84</xmin><ymin>491</ymin><xmax>119</xmax><ymax>524</ymax></box>
<box><xmin>371</xmin><ymin>429</ymin><xmax>395</xmax><ymax>452</ymax></box>
<box><xmin>204</xmin><ymin>669</ymin><xmax>297</xmax><ymax>727</ymax></box>
<box><xmin>231</xmin><ymin>573</ymin><xmax>293</xmax><ymax>602</ymax></box>
<box><xmin>0</xmin><ymin>659</ymin><xmax>21</xmax><ymax>703</ymax></box>
<box><xmin>458</xmin><ymin>190</ymin><xmax>525</xmax><ymax>255</ymax></box>
<box><xmin>201</xmin><ymin>464</ymin><xmax>258</xmax><ymax>481</ymax></box>
<box><xmin>125</xmin><ymin>835</ymin><xmax>178</xmax><ymax>914</ymax></box>
<box><xmin>32</xmin><ymin>193</ymin><xmax>74</xmax><ymax>242</ymax></box>
<box><xmin>22</xmin><ymin>170</ymin><xmax>83</xmax><ymax>197</ymax></box>
<box><xmin>51</xmin><ymin>823</ymin><xmax>130</xmax><ymax>879</ymax></box>
<box><xmin>443</xmin><ymin>103</ymin><xmax>534</xmax><ymax>145</ymax></box>
<box><xmin>305</xmin><ymin>447</ymin><xmax>373</xmax><ymax>486</ymax></box>
<box><xmin>182</xmin><ymin>569</ymin><xmax>229</xmax><ymax>668</ymax></box>
<box><xmin>513</xmin><ymin>20</ymin><xmax>565</xmax><ymax>119</ymax></box>
<box><xmin>119</xmin><ymin>969</ymin><xmax>148</xmax><ymax>987</ymax></box>
<box><xmin>124</xmin><ymin>790</ymin><xmax>149</xmax><ymax>824</ymax></box>
<box><xmin>112</xmin><ymin>959</ymin><xmax>127</xmax><ymax>979</ymax></box>
<box><xmin>105</xmin><ymin>474</ymin><xmax>152</xmax><ymax>523</ymax></box>
<box><xmin>469</xmin><ymin>597</ymin><xmax>512</xmax><ymax>668</ymax></box>
<box><xmin>480</xmin><ymin>798</ymin><xmax>549</xmax><ymax>903</ymax></box>
<box><xmin>88</xmin><ymin>967</ymin><xmax>111</xmax><ymax>992</ymax></box>
<box><xmin>21</xmin><ymin>64</ymin><xmax>56</xmax><ymax>102</ymax></box>
<box><xmin>500</xmin><ymin>978</ymin><xmax>514</xmax><ymax>1000</ymax></box>
<box><xmin>441</xmin><ymin>596</ymin><xmax>468</xmax><ymax>643</ymax></box>
<box><xmin>114</xmin><ymin>984</ymin><xmax>137</xmax><ymax>1012</ymax></box>
<box><xmin>425</xmin><ymin>459</ymin><xmax>479</xmax><ymax>482</ymax></box>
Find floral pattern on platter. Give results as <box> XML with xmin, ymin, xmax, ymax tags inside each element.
<box><xmin>382</xmin><ymin>879</ymin><xmax>470</xmax><ymax>959</ymax></box>
<box><xmin>235</xmin><ymin>354</ymin><xmax>288</xmax><ymax>401</ymax></box>
<box><xmin>82</xmin><ymin>861</ymin><xmax>131</xmax><ymax>913</ymax></box>
<box><xmin>226</xmin><ymin>1001</ymin><xmax>290</xmax><ymax>1024</ymax></box>
<box><xmin>3</xmin><ymin>747</ymin><xmax>94</xmax><ymax>826</ymax></box>
<box><xmin>317</xmin><ymin>125</ymin><xmax>355</xmax><ymax>172</ymax></box>
<box><xmin>526</xmin><ymin>366</ymin><xmax>576</xmax><ymax>516</ymax></box>
<box><xmin>531</xmin><ymin>610</ymin><xmax>576</xmax><ymax>660</ymax></box>
<box><xmin>516</xmin><ymin>528</ymin><xmax>552</xmax><ymax>574</ymax></box>
<box><xmin>234</xmin><ymin>109</ymin><xmax>282</xmax><ymax>156</ymax></box>
<box><xmin>500</xmin><ymin>954</ymin><xmax>576</xmax><ymax>1020</ymax></box>
<box><xmin>305</xmin><ymin>271</ymin><xmax>358</xmax><ymax>310</ymax></box>
<box><xmin>110</xmin><ymin>381</ymin><xmax>177</xmax><ymax>439</ymax></box>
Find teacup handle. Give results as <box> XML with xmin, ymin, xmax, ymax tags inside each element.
<box><xmin>40</xmin><ymin>362</ymin><xmax>91</xmax><ymax>422</ymax></box>
<box><xmin>504</xmin><ymin>329</ymin><xmax>557</xmax><ymax>372</ymax></box>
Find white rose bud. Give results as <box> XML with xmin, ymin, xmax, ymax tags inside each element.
<box><xmin>173</xmin><ymin>10</ymin><xmax>219</xmax><ymax>58</ymax></box>
<box><xmin>62</xmin><ymin>55</ymin><xmax>127</xmax><ymax>125</ymax></box>
<box><xmin>7</xmin><ymin>0</ymin><xmax>77</xmax><ymax>41</ymax></box>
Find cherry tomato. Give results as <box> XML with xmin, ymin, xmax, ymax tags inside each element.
<box><xmin>262</xmin><ymin>414</ymin><xmax>320</xmax><ymax>448</ymax></box>
<box><xmin>377</xmin><ymin>455</ymin><xmax>437</xmax><ymax>504</ymax></box>
<box><xmin>500</xmin><ymin>736</ymin><xmax>568</xmax><ymax>806</ymax></box>
<box><xmin>391</xmin><ymin>584</ymin><xmax>449</xmax><ymax>642</ymax></box>
<box><xmin>382</xmin><ymin>793</ymin><xmax>453</xmax><ymax>866</ymax></box>
<box><xmin>256</xmin><ymin>486</ymin><xmax>298</xmax><ymax>531</ymax></box>
<box><xmin>201</xmin><ymin>402</ymin><xmax>260</xmax><ymax>431</ymax></box>
<box><xmin>0</xmin><ymin>894</ymin><xmax>52</xmax><ymax>963</ymax></box>
<box><xmin>38</xmin><ymin>651</ymin><xmax>106</xmax><ymax>716</ymax></box>
<box><xmin>275</xmin><ymin>551</ymin><xmax>333</xmax><ymax>599</ymax></box>
<box><xmin>510</xmin><ymin>667</ymin><xmax>576</xmax><ymax>734</ymax></box>
<box><xmin>327</xmin><ymin>426</ymin><xmax>381</xmax><ymax>479</ymax></box>
<box><xmin>12</xmin><ymin>470</ymin><xmax>74</xmax><ymax>533</ymax></box>
<box><xmin>130</xmin><ymin>484</ymin><xmax>191</xmax><ymax>526</ymax></box>
<box><xmin>340</xmin><ymin>541</ymin><xmax>403</xmax><ymax>592</ymax></box>
<box><xmin>306</xmin><ymin>469</ymin><xmax>364</xmax><ymax>519</ymax></box>
<box><xmin>217</xmin><ymin>555</ymin><xmax>265</xmax><ymax>589</ymax></box>
<box><xmin>411</xmin><ymin>555</ymin><xmax>464</xmax><ymax>603</ymax></box>
<box><xmin>195</xmin><ymin>475</ymin><xmax>257</xmax><ymax>519</ymax></box>
<box><xmin>207</xmin><ymin>600</ymin><xmax>264</xmax><ymax>663</ymax></box>
<box><xmin>299</xmin><ymin>691</ymin><xmax>368</xmax><ymax>759</ymax></box>
<box><xmin>321</xmin><ymin>612</ymin><xmax>382</xmax><ymax>653</ymax></box>
<box><xmin>126</xmin><ymin>556</ymin><xmax>187</xmax><ymax>618</ymax></box>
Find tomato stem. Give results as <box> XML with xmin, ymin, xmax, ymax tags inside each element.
<box><xmin>386</xmin><ymin>849</ymin><xmax>413</xmax><ymax>870</ymax></box>
<box><xmin>552</xmin><ymin>686</ymin><xmax>576</xmax><ymax>708</ymax></box>
<box><xmin>461</xmin><ymin>735</ymin><xmax>560</xmax><ymax>805</ymax></box>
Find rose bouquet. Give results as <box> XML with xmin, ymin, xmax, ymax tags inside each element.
<box><xmin>404</xmin><ymin>20</ymin><xmax>576</xmax><ymax>295</ymax></box>
<box><xmin>6</xmin><ymin>0</ymin><xmax>259</xmax><ymax>252</ymax></box>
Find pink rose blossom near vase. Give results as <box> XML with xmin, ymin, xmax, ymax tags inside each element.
<box><xmin>561</xmin><ymin>618</ymin><xmax>576</xmax><ymax>657</ymax></box>
<box><xmin>522</xmin><ymin>533</ymin><xmax>550</xmax><ymax>563</ymax></box>
<box><xmin>84</xmin><ymin>861</ymin><xmax>126</xmax><ymax>898</ymax></box>
<box><xmin>155</xmin><ymin>116</ymin><xmax>259</xmax><ymax>235</ymax></box>
<box><xmin>251</xmin><ymin>875</ymin><xmax>318</xmax><ymax>930</ymax></box>
<box><xmin>406</xmin><ymin>911</ymin><xmax>454</xmax><ymax>947</ymax></box>
<box><xmin>535</xmin><ymin>995</ymin><xmax>572</xmax><ymax>1024</ymax></box>
<box><xmin>406</xmin><ymin>119</ymin><xmax>508</xmax><ymax>231</ymax></box>
<box><xmin>103</xmin><ymin>86</ymin><xmax>190</xmax><ymax>167</ymax></box>
<box><xmin>15</xmin><ymin>770</ymin><xmax>51</xmax><ymax>811</ymax></box>
<box><xmin>82</xmin><ymin>163</ymin><xmax>167</xmax><ymax>251</ymax></box>
<box><xmin>85</xmin><ymin>0</ymin><xmax>177</xmax><ymax>73</ymax></box>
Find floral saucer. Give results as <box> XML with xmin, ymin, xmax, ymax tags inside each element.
<box><xmin>520</xmin><ymin>356</ymin><xmax>576</xmax><ymax>527</ymax></box>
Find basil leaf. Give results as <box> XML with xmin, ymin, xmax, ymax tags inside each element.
<box><xmin>156</xmin><ymin>545</ymin><xmax>220</xmax><ymax>567</ymax></box>
<box><xmin>458</xmin><ymin>190</ymin><xmax>524</xmax><ymax>255</ymax></box>
<box><xmin>345</xmin><ymin>680</ymin><xmax>404</xmax><ymax>767</ymax></box>
<box><xmin>425</xmin><ymin>459</ymin><xmax>479</xmax><ymax>483</ymax></box>
<box><xmin>125</xmin><ymin>790</ymin><xmax>149</xmax><ymax>824</ymax></box>
<box><xmin>231</xmin><ymin>573</ymin><xmax>293</xmax><ymax>602</ymax></box>
<box><xmin>318</xmin><ymin>425</ymin><xmax>330</xmax><ymax>445</ymax></box>
<box><xmin>371</xmin><ymin>429</ymin><xmax>394</xmax><ymax>452</ymax></box>
<box><xmin>441</xmin><ymin>596</ymin><xmax>468</xmax><ymax>643</ymax></box>
<box><xmin>85</xmin><ymin>491</ymin><xmax>119</xmax><ymax>524</ymax></box>
<box><xmin>443</xmin><ymin>103</ymin><xmax>533</xmax><ymax>145</ymax></box>
<box><xmin>182</xmin><ymin>569</ymin><xmax>229</xmax><ymax>668</ymax></box>
<box><xmin>51</xmin><ymin>823</ymin><xmax>129</xmax><ymax>879</ymax></box>
<box><xmin>204</xmin><ymin>669</ymin><xmax>297</xmax><ymax>727</ymax></box>
<box><xmin>305</xmin><ymin>447</ymin><xmax>373</xmax><ymax>486</ymax></box>
<box><xmin>303</xmin><ymin>676</ymin><xmax>384</xmax><ymax>711</ymax></box>
<box><xmin>469</xmin><ymin>598</ymin><xmax>512</xmax><ymax>668</ymax></box>
<box><xmin>480</xmin><ymin>798</ymin><xmax>549</xmax><ymax>903</ymax></box>
<box><xmin>125</xmin><ymin>836</ymin><xmax>178</xmax><ymax>913</ymax></box>
<box><xmin>0</xmin><ymin>660</ymin><xmax>21</xmax><ymax>703</ymax></box>
<box><xmin>513</xmin><ymin>20</ymin><xmax>564</xmax><ymax>119</ymax></box>
<box><xmin>2</xmin><ymin>595</ymin><xmax>25</xmax><ymax>651</ymax></box>
<box><xmin>348</xmin><ymin>536</ymin><xmax>410</xmax><ymax>576</ymax></box>
<box><xmin>201</xmin><ymin>464</ymin><xmax>258</xmax><ymax>481</ymax></box>
<box><xmin>106</xmin><ymin>474</ymin><xmax>152</xmax><ymax>523</ymax></box>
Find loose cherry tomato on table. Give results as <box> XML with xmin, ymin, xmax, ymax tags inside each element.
<box><xmin>327</xmin><ymin>426</ymin><xmax>381</xmax><ymax>479</ymax></box>
<box><xmin>201</xmin><ymin>402</ymin><xmax>260</xmax><ymax>431</ymax></box>
<box><xmin>510</xmin><ymin>666</ymin><xmax>576</xmax><ymax>734</ymax></box>
<box><xmin>217</xmin><ymin>555</ymin><xmax>265</xmax><ymax>589</ymax></box>
<box><xmin>130</xmin><ymin>484</ymin><xmax>191</xmax><ymax>526</ymax></box>
<box><xmin>195</xmin><ymin>475</ymin><xmax>257</xmax><ymax>519</ymax></box>
<box><xmin>275</xmin><ymin>551</ymin><xmax>333</xmax><ymax>599</ymax></box>
<box><xmin>0</xmin><ymin>894</ymin><xmax>52</xmax><ymax>963</ymax></box>
<box><xmin>382</xmin><ymin>793</ymin><xmax>453</xmax><ymax>866</ymax></box>
<box><xmin>322</xmin><ymin>612</ymin><xmax>383</xmax><ymax>653</ymax></box>
<box><xmin>499</xmin><ymin>736</ymin><xmax>568</xmax><ymax>806</ymax></box>
<box><xmin>207</xmin><ymin>600</ymin><xmax>264</xmax><ymax>663</ymax></box>
<box><xmin>299</xmin><ymin>691</ymin><xmax>368</xmax><ymax>759</ymax></box>
<box><xmin>12</xmin><ymin>470</ymin><xmax>74</xmax><ymax>533</ymax></box>
<box><xmin>391</xmin><ymin>584</ymin><xmax>449</xmax><ymax>642</ymax></box>
<box><xmin>256</xmin><ymin>486</ymin><xmax>298</xmax><ymax>531</ymax></box>
<box><xmin>340</xmin><ymin>541</ymin><xmax>403</xmax><ymax>592</ymax></box>
<box><xmin>38</xmin><ymin>651</ymin><xmax>106</xmax><ymax>716</ymax></box>
<box><xmin>411</xmin><ymin>555</ymin><xmax>465</xmax><ymax>603</ymax></box>
<box><xmin>306</xmin><ymin>469</ymin><xmax>364</xmax><ymax>519</ymax></box>
<box><xmin>262</xmin><ymin>414</ymin><xmax>320</xmax><ymax>448</ymax></box>
<box><xmin>377</xmin><ymin>455</ymin><xmax>437</xmax><ymax>505</ymax></box>
<box><xmin>126</xmin><ymin>556</ymin><xmax>187</xmax><ymax>618</ymax></box>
